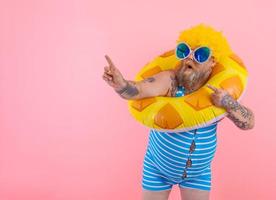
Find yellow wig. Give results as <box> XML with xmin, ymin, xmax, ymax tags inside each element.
<box><xmin>177</xmin><ymin>24</ymin><xmax>233</xmax><ymax>63</ymax></box>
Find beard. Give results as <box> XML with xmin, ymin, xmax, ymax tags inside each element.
<box><xmin>176</xmin><ymin>66</ymin><xmax>210</xmax><ymax>89</ymax></box>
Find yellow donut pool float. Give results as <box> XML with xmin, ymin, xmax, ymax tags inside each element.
<box><xmin>127</xmin><ymin>24</ymin><xmax>249</xmax><ymax>132</ymax></box>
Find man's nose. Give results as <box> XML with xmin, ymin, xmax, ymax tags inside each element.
<box><xmin>187</xmin><ymin>52</ymin><xmax>193</xmax><ymax>60</ymax></box>
<box><xmin>185</xmin><ymin>53</ymin><xmax>194</xmax><ymax>64</ymax></box>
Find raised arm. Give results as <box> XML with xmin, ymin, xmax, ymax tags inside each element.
<box><xmin>102</xmin><ymin>55</ymin><xmax>177</xmax><ymax>100</ymax></box>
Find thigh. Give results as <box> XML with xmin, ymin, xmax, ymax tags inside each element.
<box><xmin>179</xmin><ymin>187</ymin><xmax>210</xmax><ymax>200</ymax></box>
<box><xmin>142</xmin><ymin>189</ymin><xmax>172</xmax><ymax>200</ymax></box>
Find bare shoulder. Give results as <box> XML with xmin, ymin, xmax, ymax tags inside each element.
<box><xmin>160</xmin><ymin>70</ymin><xmax>178</xmax><ymax>97</ymax></box>
<box><xmin>152</xmin><ymin>69</ymin><xmax>175</xmax><ymax>78</ymax></box>
<box><xmin>142</xmin><ymin>69</ymin><xmax>176</xmax><ymax>82</ymax></box>
<box><xmin>153</xmin><ymin>69</ymin><xmax>176</xmax><ymax>80</ymax></box>
<box><xmin>136</xmin><ymin>69</ymin><xmax>178</xmax><ymax>99</ymax></box>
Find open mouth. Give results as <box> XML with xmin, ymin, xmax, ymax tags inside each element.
<box><xmin>185</xmin><ymin>63</ymin><xmax>194</xmax><ymax>70</ymax></box>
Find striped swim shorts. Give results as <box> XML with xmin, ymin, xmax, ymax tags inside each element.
<box><xmin>142</xmin><ymin>147</ymin><xmax>212</xmax><ymax>191</ymax></box>
<box><xmin>141</xmin><ymin>123</ymin><xmax>218</xmax><ymax>192</ymax></box>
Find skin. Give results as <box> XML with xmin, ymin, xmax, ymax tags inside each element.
<box><xmin>103</xmin><ymin>55</ymin><xmax>174</xmax><ymax>100</ymax></box>
<box><xmin>206</xmin><ymin>84</ymin><xmax>255</xmax><ymax>130</ymax></box>
<box><xmin>102</xmin><ymin>52</ymin><xmax>255</xmax><ymax>200</ymax></box>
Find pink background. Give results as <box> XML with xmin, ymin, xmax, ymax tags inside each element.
<box><xmin>1</xmin><ymin>0</ymin><xmax>276</xmax><ymax>199</ymax></box>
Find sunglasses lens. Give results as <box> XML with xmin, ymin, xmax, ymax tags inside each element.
<box><xmin>176</xmin><ymin>43</ymin><xmax>190</xmax><ymax>59</ymax></box>
<box><xmin>194</xmin><ymin>47</ymin><xmax>211</xmax><ymax>63</ymax></box>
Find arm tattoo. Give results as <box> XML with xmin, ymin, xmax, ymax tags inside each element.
<box><xmin>221</xmin><ymin>95</ymin><xmax>240</xmax><ymax>111</ymax></box>
<box><xmin>222</xmin><ymin>95</ymin><xmax>254</xmax><ymax>130</ymax></box>
<box><xmin>221</xmin><ymin>95</ymin><xmax>251</xmax><ymax>118</ymax></box>
<box><xmin>115</xmin><ymin>81</ymin><xmax>139</xmax><ymax>99</ymax></box>
<box><xmin>227</xmin><ymin>111</ymin><xmax>254</xmax><ymax>130</ymax></box>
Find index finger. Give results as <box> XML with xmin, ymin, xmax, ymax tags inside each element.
<box><xmin>206</xmin><ymin>84</ymin><xmax>219</xmax><ymax>92</ymax></box>
<box><xmin>105</xmin><ymin>55</ymin><xmax>115</xmax><ymax>68</ymax></box>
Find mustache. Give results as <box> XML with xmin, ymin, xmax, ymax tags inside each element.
<box><xmin>177</xmin><ymin>68</ymin><xmax>205</xmax><ymax>86</ymax></box>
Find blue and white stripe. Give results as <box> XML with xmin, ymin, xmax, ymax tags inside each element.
<box><xmin>141</xmin><ymin>85</ymin><xmax>220</xmax><ymax>191</ymax></box>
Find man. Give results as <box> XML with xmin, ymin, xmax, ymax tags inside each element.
<box><xmin>102</xmin><ymin>25</ymin><xmax>254</xmax><ymax>200</ymax></box>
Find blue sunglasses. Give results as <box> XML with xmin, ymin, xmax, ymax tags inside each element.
<box><xmin>175</xmin><ymin>42</ymin><xmax>212</xmax><ymax>64</ymax></box>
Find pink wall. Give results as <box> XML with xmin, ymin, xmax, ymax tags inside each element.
<box><xmin>1</xmin><ymin>0</ymin><xmax>275</xmax><ymax>199</ymax></box>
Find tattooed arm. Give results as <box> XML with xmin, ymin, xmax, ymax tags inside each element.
<box><xmin>103</xmin><ymin>55</ymin><xmax>175</xmax><ymax>100</ymax></box>
<box><xmin>222</xmin><ymin>96</ymin><xmax>255</xmax><ymax>130</ymax></box>
<box><xmin>207</xmin><ymin>84</ymin><xmax>255</xmax><ymax>130</ymax></box>
<box><xmin>115</xmin><ymin>70</ymin><xmax>176</xmax><ymax>100</ymax></box>
<box><xmin>114</xmin><ymin>80</ymin><xmax>140</xmax><ymax>100</ymax></box>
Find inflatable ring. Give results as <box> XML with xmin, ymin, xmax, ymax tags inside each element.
<box><xmin>127</xmin><ymin>50</ymin><xmax>248</xmax><ymax>132</ymax></box>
